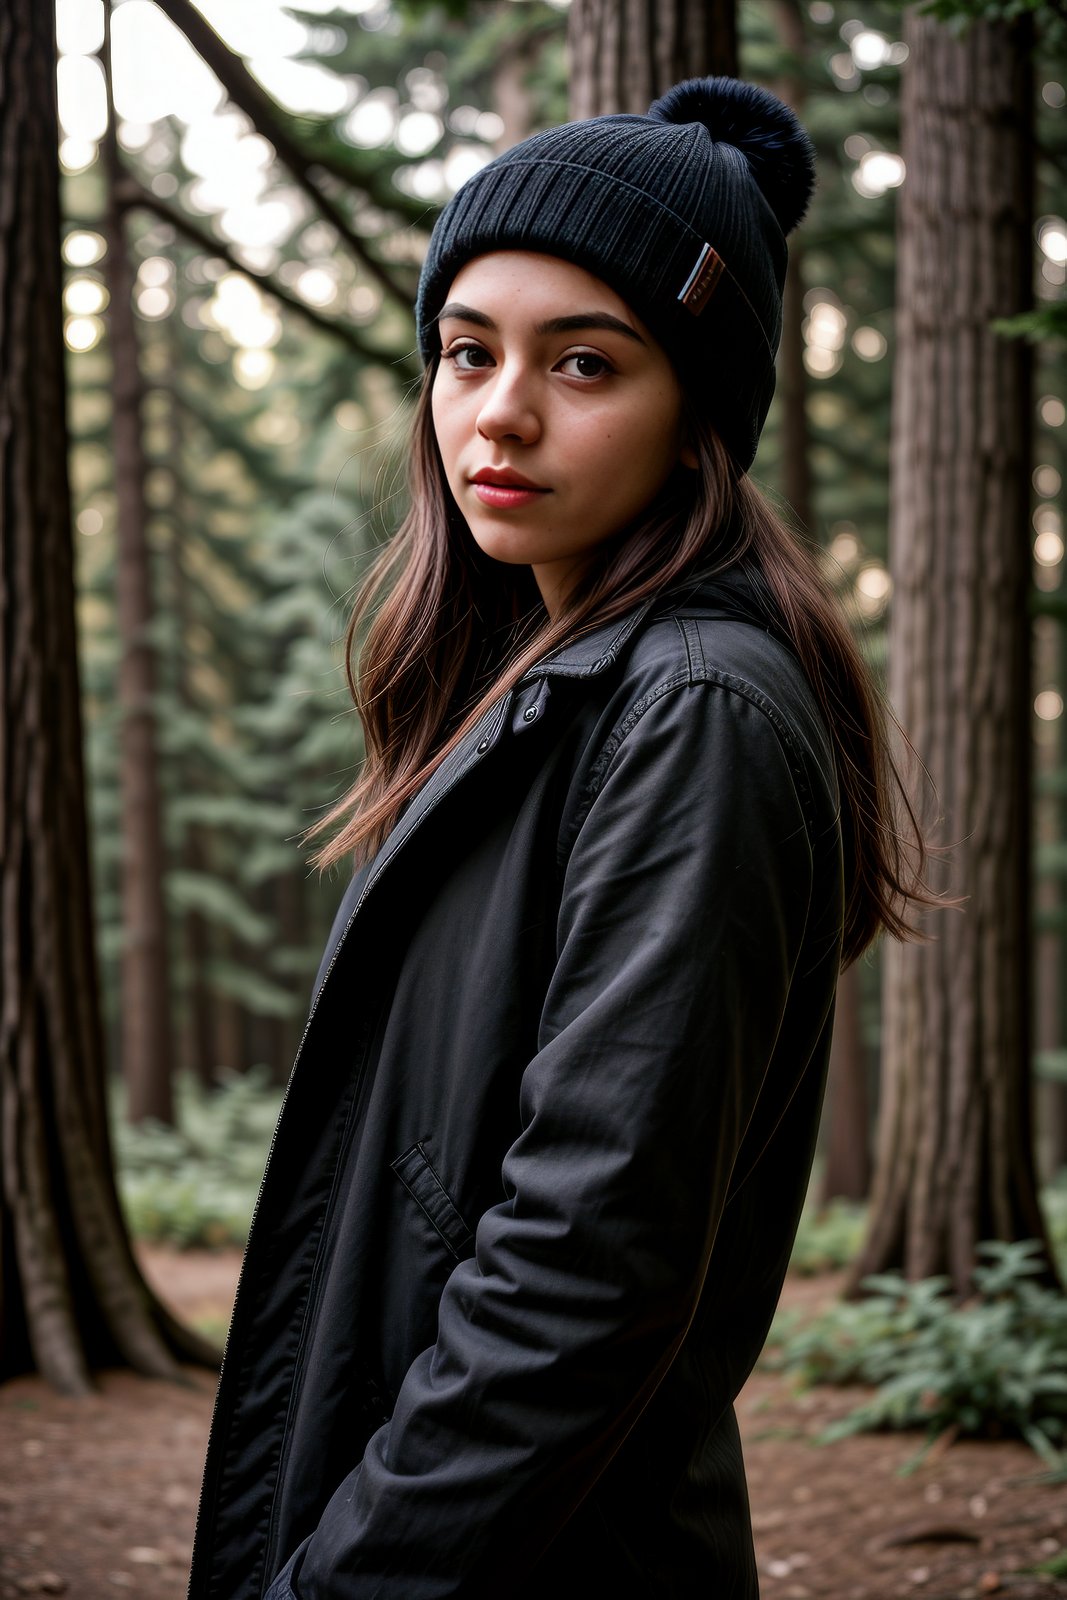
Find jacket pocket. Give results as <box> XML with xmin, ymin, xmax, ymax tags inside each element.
<box><xmin>390</xmin><ymin>1142</ymin><xmax>475</xmax><ymax>1261</ymax></box>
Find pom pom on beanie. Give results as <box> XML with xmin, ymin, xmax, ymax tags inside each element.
<box><xmin>647</xmin><ymin>76</ymin><xmax>816</xmax><ymax>236</ymax></box>
<box><xmin>415</xmin><ymin>76</ymin><xmax>817</xmax><ymax>471</ymax></box>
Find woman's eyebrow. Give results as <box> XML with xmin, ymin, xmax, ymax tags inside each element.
<box><xmin>437</xmin><ymin>302</ymin><xmax>646</xmax><ymax>345</ymax></box>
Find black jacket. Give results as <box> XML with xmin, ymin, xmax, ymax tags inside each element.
<box><xmin>187</xmin><ymin>564</ymin><xmax>844</xmax><ymax>1600</ymax></box>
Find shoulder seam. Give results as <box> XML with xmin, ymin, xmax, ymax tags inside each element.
<box><xmin>696</xmin><ymin>668</ymin><xmax>816</xmax><ymax>835</ymax></box>
<box><xmin>676</xmin><ymin>615</ymin><xmax>706</xmax><ymax>680</ymax></box>
<box><xmin>560</xmin><ymin>672</ymin><xmax>690</xmax><ymax>857</ymax></box>
<box><xmin>557</xmin><ymin>668</ymin><xmax>817</xmax><ymax>867</ymax></box>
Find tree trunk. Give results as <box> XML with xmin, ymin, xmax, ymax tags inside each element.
<box><xmin>491</xmin><ymin>0</ymin><xmax>540</xmax><ymax>154</ymax></box>
<box><xmin>568</xmin><ymin>0</ymin><xmax>738</xmax><ymax>119</ymax></box>
<box><xmin>0</xmin><ymin>0</ymin><xmax>216</xmax><ymax>1393</ymax></box>
<box><xmin>772</xmin><ymin>0</ymin><xmax>813</xmax><ymax>526</ymax></box>
<box><xmin>1034</xmin><ymin>616</ymin><xmax>1067</xmax><ymax>1178</ymax></box>
<box><xmin>100</xmin><ymin>5</ymin><xmax>176</xmax><ymax>1126</ymax></box>
<box><xmin>820</xmin><ymin>967</ymin><xmax>871</xmax><ymax>1202</ymax></box>
<box><xmin>182</xmin><ymin>827</ymin><xmax>218</xmax><ymax>1090</ymax></box>
<box><xmin>164</xmin><ymin>336</ymin><xmax>217</xmax><ymax>1093</ymax></box>
<box><xmin>772</xmin><ymin>0</ymin><xmax>872</xmax><ymax>1204</ymax></box>
<box><xmin>849</xmin><ymin>10</ymin><xmax>1056</xmax><ymax>1296</ymax></box>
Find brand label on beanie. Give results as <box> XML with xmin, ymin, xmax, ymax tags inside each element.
<box><xmin>678</xmin><ymin>242</ymin><xmax>725</xmax><ymax>316</ymax></box>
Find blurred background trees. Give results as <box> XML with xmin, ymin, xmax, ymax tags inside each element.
<box><xmin>0</xmin><ymin>0</ymin><xmax>216</xmax><ymax>1391</ymax></box>
<box><xmin>851</xmin><ymin>4</ymin><xmax>1056</xmax><ymax>1294</ymax></box>
<box><xmin>4</xmin><ymin>0</ymin><xmax>1067</xmax><ymax>1384</ymax></box>
<box><xmin>56</xmin><ymin>0</ymin><xmax>916</xmax><ymax>1127</ymax></box>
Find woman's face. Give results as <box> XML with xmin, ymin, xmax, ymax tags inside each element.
<box><xmin>430</xmin><ymin>251</ymin><xmax>697</xmax><ymax>617</ymax></box>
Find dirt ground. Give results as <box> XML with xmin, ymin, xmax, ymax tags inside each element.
<box><xmin>2</xmin><ymin>1251</ymin><xmax>1066</xmax><ymax>1600</ymax></box>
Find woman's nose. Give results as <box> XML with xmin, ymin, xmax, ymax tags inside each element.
<box><xmin>476</xmin><ymin>363</ymin><xmax>541</xmax><ymax>445</ymax></box>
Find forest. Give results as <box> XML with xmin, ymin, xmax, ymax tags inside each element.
<box><xmin>2</xmin><ymin>0</ymin><xmax>1067</xmax><ymax>1595</ymax></box>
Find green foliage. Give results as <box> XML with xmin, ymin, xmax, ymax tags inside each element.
<box><xmin>1027</xmin><ymin>1549</ymin><xmax>1067</xmax><ymax>1577</ymax></box>
<box><xmin>112</xmin><ymin>1069</ymin><xmax>282</xmax><ymax>1248</ymax></box>
<box><xmin>914</xmin><ymin>0</ymin><xmax>1059</xmax><ymax>16</ymax></box>
<box><xmin>908</xmin><ymin>0</ymin><xmax>1067</xmax><ymax>52</ymax></box>
<box><xmin>1046</xmin><ymin>1179</ymin><xmax>1067</xmax><ymax>1261</ymax></box>
<box><xmin>789</xmin><ymin>1199</ymin><xmax>868</xmax><ymax>1275</ymax></box>
<box><xmin>165</xmin><ymin>870</ymin><xmax>277</xmax><ymax>947</ymax></box>
<box><xmin>1035</xmin><ymin>1048</ymin><xmax>1067</xmax><ymax>1081</ymax></box>
<box><xmin>72</xmin><ymin>0</ymin><xmax>569</xmax><ymax>1088</ymax></box>
<box><xmin>64</xmin><ymin>0</ymin><xmax>1067</xmax><ymax>1131</ymax></box>
<box><xmin>994</xmin><ymin>306</ymin><xmax>1067</xmax><ymax>344</ymax></box>
<box><xmin>766</xmin><ymin>1241</ymin><xmax>1067</xmax><ymax>1468</ymax></box>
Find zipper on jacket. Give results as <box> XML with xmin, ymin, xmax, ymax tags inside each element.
<box><xmin>186</xmin><ymin>690</ymin><xmax>515</xmax><ymax>1600</ymax></box>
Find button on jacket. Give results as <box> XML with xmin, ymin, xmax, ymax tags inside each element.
<box><xmin>187</xmin><ymin>562</ymin><xmax>845</xmax><ymax>1600</ymax></box>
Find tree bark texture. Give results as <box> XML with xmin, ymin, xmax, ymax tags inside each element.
<box><xmin>491</xmin><ymin>1</ymin><xmax>541</xmax><ymax>155</ymax></box>
<box><xmin>0</xmin><ymin>0</ymin><xmax>216</xmax><ymax>1392</ymax></box>
<box><xmin>567</xmin><ymin>0</ymin><xmax>738</xmax><ymax>119</ymax></box>
<box><xmin>101</xmin><ymin>7</ymin><xmax>176</xmax><ymax>1126</ymax></box>
<box><xmin>850</xmin><ymin>12</ymin><xmax>1056</xmax><ymax>1295</ymax></box>
<box><xmin>771</xmin><ymin>0</ymin><xmax>870</xmax><ymax>1200</ymax></box>
<box><xmin>1033</xmin><ymin>617</ymin><xmax>1067</xmax><ymax>1178</ymax></box>
<box><xmin>772</xmin><ymin>0</ymin><xmax>813</xmax><ymax>527</ymax></box>
<box><xmin>167</xmin><ymin>373</ymin><xmax>217</xmax><ymax>1091</ymax></box>
<box><xmin>182</xmin><ymin>825</ymin><xmax>218</xmax><ymax>1089</ymax></box>
<box><xmin>820</xmin><ymin>966</ymin><xmax>871</xmax><ymax>1203</ymax></box>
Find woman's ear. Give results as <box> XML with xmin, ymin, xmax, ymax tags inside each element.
<box><xmin>679</xmin><ymin>436</ymin><xmax>699</xmax><ymax>471</ymax></box>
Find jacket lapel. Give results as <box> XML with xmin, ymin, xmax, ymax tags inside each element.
<box><xmin>309</xmin><ymin>593</ymin><xmax>663</xmax><ymax>1010</ymax></box>
<box><xmin>308</xmin><ymin>685</ymin><xmax>517</xmax><ymax>1010</ymax></box>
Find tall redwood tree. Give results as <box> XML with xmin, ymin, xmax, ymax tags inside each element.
<box><xmin>850</xmin><ymin>8</ymin><xmax>1057</xmax><ymax>1296</ymax></box>
<box><xmin>100</xmin><ymin>2</ymin><xmax>177</xmax><ymax>1126</ymax></box>
<box><xmin>771</xmin><ymin>0</ymin><xmax>871</xmax><ymax>1204</ymax></box>
<box><xmin>0</xmin><ymin>0</ymin><xmax>214</xmax><ymax>1392</ymax></box>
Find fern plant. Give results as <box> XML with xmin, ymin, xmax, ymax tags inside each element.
<box><xmin>788</xmin><ymin>1199</ymin><xmax>868</xmax><ymax>1276</ymax></box>
<box><xmin>111</xmin><ymin>1068</ymin><xmax>281</xmax><ymax>1247</ymax></box>
<box><xmin>765</xmin><ymin>1240</ymin><xmax>1067</xmax><ymax>1469</ymax></box>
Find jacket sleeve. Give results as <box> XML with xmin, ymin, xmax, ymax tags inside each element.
<box><xmin>267</xmin><ymin>676</ymin><xmax>817</xmax><ymax>1600</ymax></box>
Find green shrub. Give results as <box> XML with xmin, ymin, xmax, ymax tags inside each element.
<box><xmin>788</xmin><ymin>1198</ymin><xmax>867</xmax><ymax>1275</ymax></box>
<box><xmin>765</xmin><ymin>1240</ymin><xmax>1067</xmax><ymax>1468</ymax></box>
<box><xmin>111</xmin><ymin>1068</ymin><xmax>282</xmax><ymax>1248</ymax></box>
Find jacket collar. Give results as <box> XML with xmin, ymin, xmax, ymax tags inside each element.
<box><xmin>518</xmin><ymin>595</ymin><xmax>658</xmax><ymax>684</ymax></box>
<box><xmin>369</xmin><ymin>600</ymin><xmax>662</xmax><ymax>883</ymax></box>
<box><xmin>311</xmin><ymin>563</ymin><xmax>788</xmax><ymax>1008</ymax></box>
<box><xmin>316</xmin><ymin>594</ymin><xmax>662</xmax><ymax>1004</ymax></box>
<box><xmin>517</xmin><ymin>560</ymin><xmax>789</xmax><ymax>685</ymax></box>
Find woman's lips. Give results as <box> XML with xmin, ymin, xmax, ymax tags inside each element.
<box><xmin>471</xmin><ymin>482</ymin><xmax>551</xmax><ymax>509</ymax></box>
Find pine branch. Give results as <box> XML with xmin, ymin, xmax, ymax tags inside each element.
<box><xmin>294</xmin><ymin>127</ymin><xmax>440</xmax><ymax>230</ymax></box>
<box><xmin>153</xmin><ymin>0</ymin><xmax>416</xmax><ymax>312</ymax></box>
<box><xmin>113</xmin><ymin>178</ymin><xmax>422</xmax><ymax>384</ymax></box>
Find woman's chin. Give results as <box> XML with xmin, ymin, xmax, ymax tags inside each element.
<box><xmin>467</xmin><ymin>528</ymin><xmax>561</xmax><ymax>569</ymax></box>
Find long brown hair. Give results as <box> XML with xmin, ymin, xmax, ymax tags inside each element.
<box><xmin>302</xmin><ymin>358</ymin><xmax>943</xmax><ymax>970</ymax></box>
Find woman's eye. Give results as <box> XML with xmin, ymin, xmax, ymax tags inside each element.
<box><xmin>440</xmin><ymin>344</ymin><xmax>613</xmax><ymax>379</ymax></box>
<box><xmin>442</xmin><ymin>343</ymin><xmax>492</xmax><ymax>371</ymax></box>
<box><xmin>557</xmin><ymin>351</ymin><xmax>613</xmax><ymax>379</ymax></box>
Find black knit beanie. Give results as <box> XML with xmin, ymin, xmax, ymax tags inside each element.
<box><xmin>415</xmin><ymin>77</ymin><xmax>816</xmax><ymax>472</ymax></box>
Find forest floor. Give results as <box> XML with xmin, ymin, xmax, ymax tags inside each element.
<box><xmin>1</xmin><ymin>1252</ymin><xmax>1066</xmax><ymax>1600</ymax></box>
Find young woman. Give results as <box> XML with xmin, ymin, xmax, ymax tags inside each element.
<box><xmin>188</xmin><ymin>77</ymin><xmax>934</xmax><ymax>1600</ymax></box>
